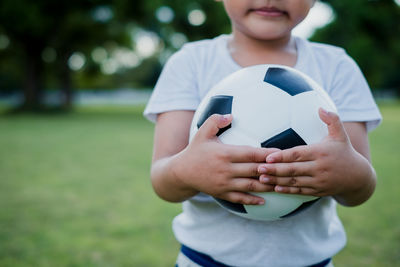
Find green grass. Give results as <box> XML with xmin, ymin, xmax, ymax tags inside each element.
<box><xmin>334</xmin><ymin>101</ymin><xmax>400</xmax><ymax>266</ymax></box>
<box><xmin>0</xmin><ymin>106</ymin><xmax>181</xmax><ymax>267</ymax></box>
<box><xmin>0</xmin><ymin>103</ymin><xmax>399</xmax><ymax>266</ymax></box>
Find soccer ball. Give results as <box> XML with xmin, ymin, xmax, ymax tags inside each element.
<box><xmin>189</xmin><ymin>64</ymin><xmax>337</xmax><ymax>221</ymax></box>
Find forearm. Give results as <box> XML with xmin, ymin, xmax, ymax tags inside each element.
<box><xmin>334</xmin><ymin>122</ymin><xmax>377</xmax><ymax>207</ymax></box>
<box><xmin>150</xmin><ymin>153</ymin><xmax>199</xmax><ymax>203</ymax></box>
<box><xmin>150</xmin><ymin>111</ymin><xmax>198</xmax><ymax>202</ymax></box>
<box><xmin>334</xmin><ymin>153</ymin><xmax>377</xmax><ymax>207</ymax></box>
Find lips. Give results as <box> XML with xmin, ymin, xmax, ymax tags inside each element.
<box><xmin>250</xmin><ymin>7</ymin><xmax>287</xmax><ymax>17</ymax></box>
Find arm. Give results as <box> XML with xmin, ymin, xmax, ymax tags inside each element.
<box><xmin>257</xmin><ymin>108</ymin><xmax>377</xmax><ymax>207</ymax></box>
<box><xmin>150</xmin><ymin>110</ymin><xmax>198</xmax><ymax>202</ymax></box>
<box><xmin>150</xmin><ymin>110</ymin><xmax>278</xmax><ymax>204</ymax></box>
<box><xmin>334</xmin><ymin>121</ymin><xmax>376</xmax><ymax>206</ymax></box>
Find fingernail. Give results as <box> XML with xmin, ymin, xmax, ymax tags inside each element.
<box><xmin>260</xmin><ymin>176</ymin><xmax>270</xmax><ymax>183</ymax></box>
<box><xmin>258</xmin><ymin>200</ymin><xmax>265</xmax><ymax>205</ymax></box>
<box><xmin>320</xmin><ymin>108</ymin><xmax>329</xmax><ymax>116</ymax></box>
<box><xmin>222</xmin><ymin>114</ymin><xmax>231</xmax><ymax>119</ymax></box>
<box><xmin>219</xmin><ymin>114</ymin><xmax>231</xmax><ymax>124</ymax></box>
<box><xmin>258</xmin><ymin>166</ymin><xmax>267</xmax><ymax>173</ymax></box>
<box><xmin>266</xmin><ymin>156</ymin><xmax>275</xmax><ymax>163</ymax></box>
<box><xmin>275</xmin><ymin>186</ymin><xmax>283</xmax><ymax>192</ymax></box>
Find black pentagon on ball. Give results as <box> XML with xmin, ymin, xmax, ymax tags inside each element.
<box><xmin>216</xmin><ymin>199</ymin><xmax>247</xmax><ymax>213</ymax></box>
<box><xmin>196</xmin><ymin>95</ymin><xmax>233</xmax><ymax>136</ymax></box>
<box><xmin>261</xmin><ymin>128</ymin><xmax>307</xmax><ymax>150</ymax></box>
<box><xmin>264</xmin><ymin>67</ymin><xmax>313</xmax><ymax>96</ymax></box>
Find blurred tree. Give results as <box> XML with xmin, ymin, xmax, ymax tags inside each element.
<box><xmin>114</xmin><ymin>0</ymin><xmax>230</xmax><ymax>42</ymax></box>
<box><xmin>1</xmin><ymin>0</ymin><xmax>399</xmax><ymax>111</ymax></box>
<box><xmin>0</xmin><ymin>0</ymin><xmax>130</xmax><ymax>110</ymax></box>
<box><xmin>312</xmin><ymin>0</ymin><xmax>400</xmax><ymax>94</ymax></box>
<box><xmin>0</xmin><ymin>0</ymin><xmax>230</xmax><ymax>111</ymax></box>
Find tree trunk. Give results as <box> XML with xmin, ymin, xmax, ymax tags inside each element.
<box><xmin>60</xmin><ymin>51</ymin><xmax>73</xmax><ymax>110</ymax></box>
<box><xmin>22</xmin><ymin>48</ymin><xmax>43</xmax><ymax>110</ymax></box>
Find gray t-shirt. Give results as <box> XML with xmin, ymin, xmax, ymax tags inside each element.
<box><xmin>144</xmin><ymin>34</ymin><xmax>381</xmax><ymax>267</ymax></box>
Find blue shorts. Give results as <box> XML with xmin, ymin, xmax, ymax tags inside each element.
<box><xmin>176</xmin><ymin>244</ymin><xmax>333</xmax><ymax>267</ymax></box>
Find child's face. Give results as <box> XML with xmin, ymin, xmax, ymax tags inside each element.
<box><xmin>221</xmin><ymin>0</ymin><xmax>315</xmax><ymax>41</ymax></box>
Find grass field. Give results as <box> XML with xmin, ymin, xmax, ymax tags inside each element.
<box><xmin>0</xmin><ymin>102</ymin><xmax>399</xmax><ymax>266</ymax></box>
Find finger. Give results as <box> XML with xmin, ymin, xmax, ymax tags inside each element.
<box><xmin>231</xmin><ymin>178</ymin><xmax>275</xmax><ymax>193</ymax></box>
<box><xmin>228</xmin><ymin>146</ymin><xmax>281</xmax><ymax>163</ymax></box>
<box><xmin>197</xmin><ymin>114</ymin><xmax>233</xmax><ymax>140</ymax></box>
<box><xmin>319</xmin><ymin>108</ymin><xmax>348</xmax><ymax>142</ymax></box>
<box><xmin>258</xmin><ymin>161</ymin><xmax>314</xmax><ymax>177</ymax></box>
<box><xmin>274</xmin><ymin>185</ymin><xmax>317</xmax><ymax>196</ymax></box>
<box><xmin>230</xmin><ymin>163</ymin><xmax>260</xmax><ymax>177</ymax></box>
<box><xmin>221</xmin><ymin>191</ymin><xmax>265</xmax><ymax>205</ymax></box>
<box><xmin>259</xmin><ymin>174</ymin><xmax>315</xmax><ymax>188</ymax></box>
<box><xmin>265</xmin><ymin>145</ymin><xmax>314</xmax><ymax>163</ymax></box>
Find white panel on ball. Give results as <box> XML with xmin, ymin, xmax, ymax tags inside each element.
<box><xmin>244</xmin><ymin>192</ymin><xmax>318</xmax><ymax>221</ymax></box>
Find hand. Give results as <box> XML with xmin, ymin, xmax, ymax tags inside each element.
<box><xmin>257</xmin><ymin>108</ymin><xmax>375</xmax><ymax>206</ymax></box>
<box><xmin>173</xmin><ymin>114</ymin><xmax>278</xmax><ymax>205</ymax></box>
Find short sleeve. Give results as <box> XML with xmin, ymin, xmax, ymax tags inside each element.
<box><xmin>329</xmin><ymin>54</ymin><xmax>382</xmax><ymax>131</ymax></box>
<box><xmin>143</xmin><ymin>46</ymin><xmax>200</xmax><ymax>122</ymax></box>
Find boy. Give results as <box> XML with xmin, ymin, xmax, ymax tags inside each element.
<box><xmin>144</xmin><ymin>0</ymin><xmax>382</xmax><ymax>266</ymax></box>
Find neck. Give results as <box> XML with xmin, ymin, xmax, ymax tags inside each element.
<box><xmin>228</xmin><ymin>30</ymin><xmax>297</xmax><ymax>67</ymax></box>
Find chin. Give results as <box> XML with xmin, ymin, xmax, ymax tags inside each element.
<box><xmin>241</xmin><ymin>22</ymin><xmax>291</xmax><ymax>40</ymax></box>
<box><xmin>247</xmin><ymin>30</ymin><xmax>291</xmax><ymax>42</ymax></box>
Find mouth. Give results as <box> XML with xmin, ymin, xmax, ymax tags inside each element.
<box><xmin>250</xmin><ymin>7</ymin><xmax>287</xmax><ymax>17</ymax></box>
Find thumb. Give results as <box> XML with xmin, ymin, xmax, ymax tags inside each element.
<box><xmin>197</xmin><ymin>114</ymin><xmax>232</xmax><ymax>140</ymax></box>
<box><xmin>318</xmin><ymin>108</ymin><xmax>348</xmax><ymax>142</ymax></box>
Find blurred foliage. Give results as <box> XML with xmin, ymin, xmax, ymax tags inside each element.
<box><xmin>0</xmin><ymin>0</ymin><xmax>399</xmax><ymax>110</ymax></box>
<box><xmin>0</xmin><ymin>0</ymin><xmax>131</xmax><ymax>109</ymax></box>
<box><xmin>313</xmin><ymin>0</ymin><xmax>400</xmax><ymax>93</ymax></box>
